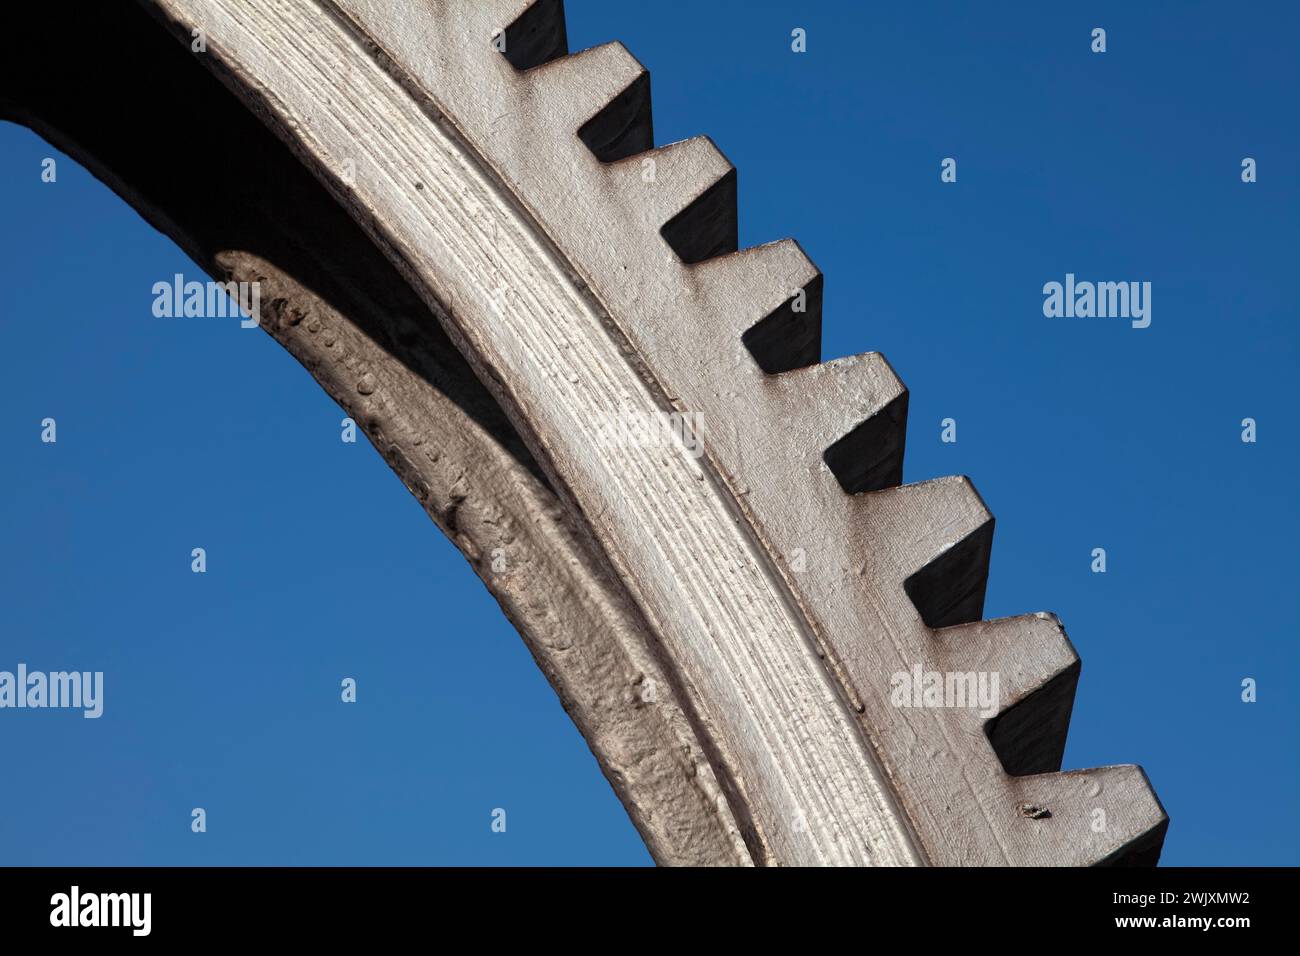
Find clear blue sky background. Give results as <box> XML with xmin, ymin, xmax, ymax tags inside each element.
<box><xmin>1</xmin><ymin>1</ymin><xmax>1295</xmax><ymax>865</ymax></box>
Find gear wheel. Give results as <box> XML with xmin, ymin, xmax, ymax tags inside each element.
<box><xmin>126</xmin><ymin>0</ymin><xmax>1165</xmax><ymax>865</ymax></box>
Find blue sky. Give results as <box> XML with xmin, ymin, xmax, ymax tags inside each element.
<box><xmin>1</xmin><ymin>0</ymin><xmax>1295</xmax><ymax>865</ymax></box>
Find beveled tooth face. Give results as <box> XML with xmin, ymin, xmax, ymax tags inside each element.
<box><xmin>517</xmin><ymin>41</ymin><xmax>651</xmax><ymax>158</ymax></box>
<box><xmin>680</xmin><ymin>240</ymin><xmax>823</xmax><ymax>373</ymax></box>
<box><xmin>1003</xmin><ymin>765</ymin><xmax>1169</xmax><ymax>866</ymax></box>
<box><xmin>934</xmin><ymin>613</ymin><xmax>1081</xmax><ymax>776</ymax></box>
<box><xmin>850</xmin><ymin>476</ymin><xmax>995</xmax><ymax>625</ymax></box>
<box><xmin>601</xmin><ymin>136</ymin><xmax>736</xmax><ymax>256</ymax></box>
<box><xmin>763</xmin><ymin>352</ymin><xmax>908</xmax><ymax>493</ymax></box>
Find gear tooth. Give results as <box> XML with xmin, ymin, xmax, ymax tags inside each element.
<box><xmin>521</xmin><ymin>42</ymin><xmax>652</xmax><ymax>161</ymax></box>
<box><xmin>686</xmin><ymin>240</ymin><xmax>822</xmax><ymax>372</ymax></box>
<box><xmin>862</xmin><ymin>476</ymin><xmax>993</xmax><ymax>627</ymax></box>
<box><xmin>762</xmin><ymin>353</ymin><xmax>907</xmax><ymax>492</ymax></box>
<box><xmin>606</xmin><ymin>137</ymin><xmax>735</xmax><ymax>263</ymax></box>
<box><xmin>495</xmin><ymin>0</ymin><xmax>568</xmax><ymax>71</ymax></box>
<box><xmin>1005</xmin><ymin>765</ymin><xmax>1168</xmax><ymax>866</ymax></box>
<box><xmin>937</xmin><ymin>613</ymin><xmax>1080</xmax><ymax>775</ymax></box>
